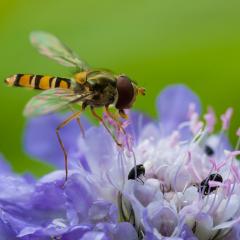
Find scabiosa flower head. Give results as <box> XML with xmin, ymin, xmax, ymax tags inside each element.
<box><xmin>1</xmin><ymin>84</ymin><xmax>240</xmax><ymax>240</ymax></box>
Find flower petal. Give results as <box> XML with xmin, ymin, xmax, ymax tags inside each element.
<box><xmin>157</xmin><ymin>85</ymin><xmax>201</xmax><ymax>136</ymax></box>
<box><xmin>77</xmin><ymin>127</ymin><xmax>117</xmax><ymax>175</ymax></box>
<box><xmin>124</xmin><ymin>179</ymin><xmax>163</xmax><ymax>209</ymax></box>
<box><xmin>179</xmin><ymin>224</ymin><xmax>198</xmax><ymax>240</ymax></box>
<box><xmin>95</xmin><ymin>222</ymin><xmax>138</xmax><ymax>240</ymax></box>
<box><xmin>215</xmin><ymin>194</ymin><xmax>240</xmax><ymax>224</ymax></box>
<box><xmin>24</xmin><ymin>113</ymin><xmax>90</xmax><ymax>168</ymax></box>
<box><xmin>88</xmin><ymin>200</ymin><xmax>117</xmax><ymax>224</ymax></box>
<box><xmin>0</xmin><ymin>154</ymin><xmax>12</xmax><ymax>175</ymax></box>
<box><xmin>81</xmin><ymin>231</ymin><xmax>107</xmax><ymax>240</ymax></box>
<box><xmin>61</xmin><ymin>225</ymin><xmax>92</xmax><ymax>240</ymax></box>
<box><xmin>0</xmin><ymin>175</ymin><xmax>34</xmax><ymax>205</ymax></box>
<box><xmin>145</xmin><ymin>202</ymin><xmax>179</xmax><ymax>237</ymax></box>
<box><xmin>109</xmin><ymin>222</ymin><xmax>138</xmax><ymax>240</ymax></box>
<box><xmin>126</xmin><ymin>111</ymin><xmax>154</xmax><ymax>142</ymax></box>
<box><xmin>0</xmin><ymin>218</ymin><xmax>17</xmax><ymax>240</ymax></box>
<box><xmin>194</xmin><ymin>213</ymin><xmax>213</xmax><ymax>240</ymax></box>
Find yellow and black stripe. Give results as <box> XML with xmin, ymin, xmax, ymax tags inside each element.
<box><xmin>5</xmin><ymin>74</ymin><xmax>72</xmax><ymax>90</ymax></box>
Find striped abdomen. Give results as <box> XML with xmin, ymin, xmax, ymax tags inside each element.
<box><xmin>5</xmin><ymin>74</ymin><xmax>72</xmax><ymax>90</ymax></box>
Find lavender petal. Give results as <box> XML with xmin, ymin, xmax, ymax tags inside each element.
<box><xmin>157</xmin><ymin>84</ymin><xmax>201</xmax><ymax>136</ymax></box>
<box><xmin>24</xmin><ymin>113</ymin><xmax>90</xmax><ymax>168</ymax></box>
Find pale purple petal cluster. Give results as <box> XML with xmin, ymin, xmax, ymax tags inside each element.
<box><xmin>0</xmin><ymin>165</ymin><xmax>137</xmax><ymax>239</ymax></box>
<box><xmin>1</xmin><ymin>84</ymin><xmax>240</xmax><ymax>239</ymax></box>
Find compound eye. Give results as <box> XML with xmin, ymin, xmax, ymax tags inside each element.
<box><xmin>115</xmin><ymin>75</ymin><xmax>134</xmax><ymax>109</ymax></box>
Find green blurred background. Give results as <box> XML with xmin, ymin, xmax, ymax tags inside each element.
<box><xmin>1</xmin><ymin>0</ymin><xmax>240</xmax><ymax>176</ymax></box>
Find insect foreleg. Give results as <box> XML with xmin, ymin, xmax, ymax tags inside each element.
<box><xmin>56</xmin><ymin>111</ymin><xmax>82</xmax><ymax>183</ymax></box>
<box><xmin>104</xmin><ymin>106</ymin><xmax>126</xmax><ymax>134</ymax></box>
<box><xmin>90</xmin><ymin>107</ymin><xmax>122</xmax><ymax>147</ymax></box>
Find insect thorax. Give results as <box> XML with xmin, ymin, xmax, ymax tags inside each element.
<box><xmin>75</xmin><ymin>70</ymin><xmax>118</xmax><ymax>107</ymax></box>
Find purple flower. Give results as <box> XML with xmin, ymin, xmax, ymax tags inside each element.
<box><xmin>0</xmin><ymin>165</ymin><xmax>137</xmax><ymax>239</ymax></box>
<box><xmin>1</xmin><ymin>84</ymin><xmax>240</xmax><ymax>239</ymax></box>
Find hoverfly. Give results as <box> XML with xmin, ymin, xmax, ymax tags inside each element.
<box><xmin>5</xmin><ymin>31</ymin><xmax>145</xmax><ymax>181</ymax></box>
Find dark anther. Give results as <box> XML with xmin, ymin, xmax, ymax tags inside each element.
<box><xmin>198</xmin><ymin>173</ymin><xmax>223</xmax><ymax>195</ymax></box>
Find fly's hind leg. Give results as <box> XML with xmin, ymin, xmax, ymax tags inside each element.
<box><xmin>56</xmin><ymin>111</ymin><xmax>82</xmax><ymax>182</ymax></box>
<box><xmin>90</xmin><ymin>106</ymin><xmax>122</xmax><ymax>147</ymax></box>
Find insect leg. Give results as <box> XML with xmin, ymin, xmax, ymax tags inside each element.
<box><xmin>119</xmin><ymin>109</ymin><xmax>128</xmax><ymax>119</ymax></box>
<box><xmin>136</xmin><ymin>177</ymin><xmax>144</xmax><ymax>185</ymax></box>
<box><xmin>56</xmin><ymin>111</ymin><xmax>82</xmax><ymax>182</ymax></box>
<box><xmin>90</xmin><ymin>107</ymin><xmax>122</xmax><ymax>147</ymax></box>
<box><xmin>104</xmin><ymin>106</ymin><xmax>126</xmax><ymax>134</ymax></box>
<box><xmin>76</xmin><ymin>117</ymin><xmax>85</xmax><ymax>138</ymax></box>
<box><xmin>69</xmin><ymin>106</ymin><xmax>85</xmax><ymax>138</ymax></box>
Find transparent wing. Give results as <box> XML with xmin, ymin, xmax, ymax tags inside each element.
<box><xmin>24</xmin><ymin>88</ymin><xmax>92</xmax><ymax>117</ymax></box>
<box><xmin>30</xmin><ymin>31</ymin><xmax>89</xmax><ymax>71</ymax></box>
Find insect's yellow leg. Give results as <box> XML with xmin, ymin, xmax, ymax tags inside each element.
<box><xmin>56</xmin><ymin>111</ymin><xmax>82</xmax><ymax>182</ymax></box>
<box><xmin>119</xmin><ymin>109</ymin><xmax>128</xmax><ymax>120</ymax></box>
<box><xmin>69</xmin><ymin>106</ymin><xmax>85</xmax><ymax>138</ymax></box>
<box><xmin>104</xmin><ymin>106</ymin><xmax>126</xmax><ymax>134</ymax></box>
<box><xmin>76</xmin><ymin>117</ymin><xmax>85</xmax><ymax>138</ymax></box>
<box><xmin>91</xmin><ymin>107</ymin><xmax>122</xmax><ymax>147</ymax></box>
